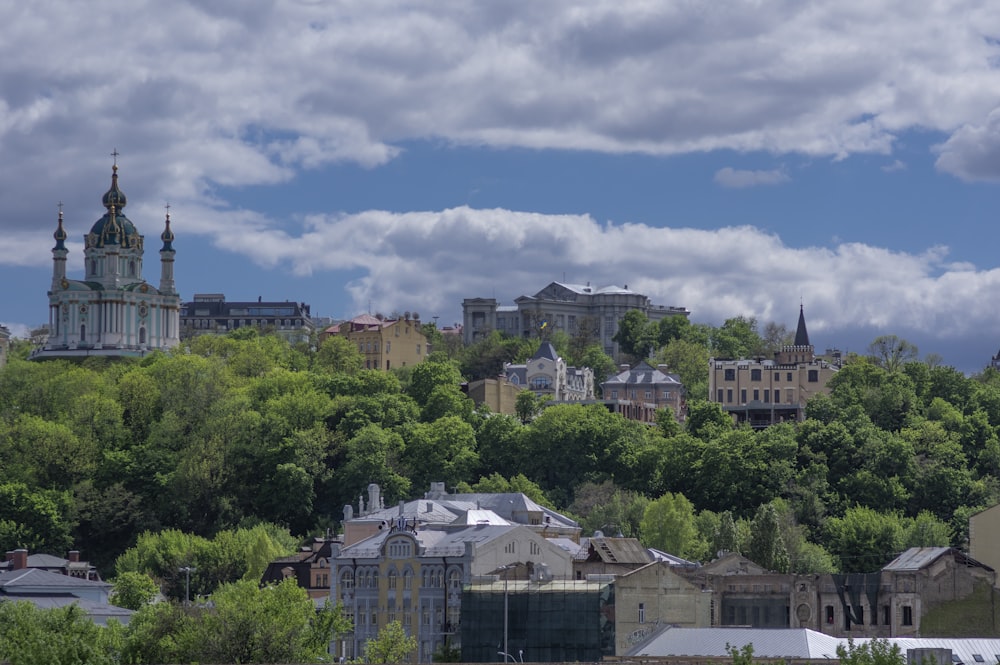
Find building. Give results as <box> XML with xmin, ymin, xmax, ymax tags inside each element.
<box><xmin>260</xmin><ymin>534</ymin><xmax>340</xmax><ymax>602</ymax></box>
<box><xmin>504</xmin><ymin>341</ymin><xmax>595</xmax><ymax>402</ymax></box>
<box><xmin>0</xmin><ymin>324</ymin><xmax>9</xmax><ymax>369</ymax></box>
<box><xmin>613</xmin><ymin>561</ymin><xmax>712</xmax><ymax>653</ymax></box>
<box><xmin>0</xmin><ymin>549</ymin><xmax>131</xmax><ymax>625</ymax></box>
<box><xmin>601</xmin><ymin>362</ymin><xmax>686</xmax><ymax>424</ymax></box>
<box><xmin>463</xmin><ymin>282</ymin><xmax>689</xmax><ymax>360</ymax></box>
<box><xmin>0</xmin><ymin>549</ymin><xmax>102</xmax><ymax>581</ymax></box>
<box><xmin>322</xmin><ymin>313</ymin><xmax>430</xmax><ymax>371</ymax></box>
<box><xmin>463</xmin><ymin>377</ymin><xmax>524</xmax><ymax>415</ymax></box>
<box><xmin>969</xmin><ymin>503</ymin><xmax>1000</xmax><ymax>583</ymax></box>
<box><xmin>708</xmin><ymin>305</ymin><xmax>838</xmax><ymax>427</ymax></box>
<box><xmin>180</xmin><ymin>294</ymin><xmax>314</xmax><ymax>343</ymax></box>
<box><xmin>461</xmin><ymin>577</ymin><xmax>615</xmax><ymax>663</ymax></box>
<box><xmin>34</xmin><ymin>161</ymin><xmax>180</xmax><ymax>359</ymax></box>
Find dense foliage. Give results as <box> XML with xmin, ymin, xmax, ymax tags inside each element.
<box><xmin>1</xmin><ymin>320</ymin><xmax>997</xmax><ymax>581</ymax></box>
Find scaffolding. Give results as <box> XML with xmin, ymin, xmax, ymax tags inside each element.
<box><xmin>460</xmin><ymin>579</ymin><xmax>615</xmax><ymax>663</ymax></box>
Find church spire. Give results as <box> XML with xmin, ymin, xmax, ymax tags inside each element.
<box><xmin>794</xmin><ymin>304</ymin><xmax>810</xmax><ymax>347</ymax></box>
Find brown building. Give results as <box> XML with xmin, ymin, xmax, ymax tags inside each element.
<box><xmin>260</xmin><ymin>535</ymin><xmax>339</xmax><ymax>601</ymax></box>
<box><xmin>464</xmin><ymin>377</ymin><xmax>524</xmax><ymax>415</ymax></box>
<box><xmin>601</xmin><ymin>361</ymin><xmax>686</xmax><ymax>424</ymax></box>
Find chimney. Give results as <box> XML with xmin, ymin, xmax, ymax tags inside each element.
<box><xmin>7</xmin><ymin>549</ymin><xmax>27</xmax><ymax>570</ymax></box>
<box><xmin>657</xmin><ymin>364</ymin><xmax>669</xmax><ymax>373</ymax></box>
<box><xmin>68</xmin><ymin>550</ymin><xmax>80</xmax><ymax>563</ymax></box>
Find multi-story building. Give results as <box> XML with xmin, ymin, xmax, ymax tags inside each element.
<box><xmin>34</xmin><ymin>161</ymin><xmax>181</xmax><ymax>359</ymax></box>
<box><xmin>322</xmin><ymin>313</ymin><xmax>430</xmax><ymax>371</ymax></box>
<box><xmin>180</xmin><ymin>294</ymin><xmax>314</xmax><ymax>344</ymax></box>
<box><xmin>504</xmin><ymin>341</ymin><xmax>595</xmax><ymax>402</ymax></box>
<box><xmin>463</xmin><ymin>282</ymin><xmax>689</xmax><ymax>360</ymax></box>
<box><xmin>332</xmin><ymin>483</ymin><xmax>578</xmax><ymax>663</ymax></box>
<box><xmin>260</xmin><ymin>534</ymin><xmax>340</xmax><ymax>601</ymax></box>
<box><xmin>0</xmin><ymin>325</ymin><xmax>9</xmax><ymax>369</ymax></box>
<box><xmin>708</xmin><ymin>305</ymin><xmax>838</xmax><ymax>427</ymax></box>
<box><xmin>601</xmin><ymin>361</ymin><xmax>686</xmax><ymax>424</ymax></box>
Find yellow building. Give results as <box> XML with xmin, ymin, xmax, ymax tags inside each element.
<box><xmin>325</xmin><ymin>313</ymin><xmax>430</xmax><ymax>371</ymax></box>
<box><xmin>708</xmin><ymin>305</ymin><xmax>839</xmax><ymax>427</ymax></box>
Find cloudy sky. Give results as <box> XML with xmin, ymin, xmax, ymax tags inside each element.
<box><xmin>3</xmin><ymin>1</ymin><xmax>1000</xmax><ymax>372</ymax></box>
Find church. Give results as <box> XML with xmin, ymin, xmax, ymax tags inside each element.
<box><xmin>33</xmin><ymin>160</ymin><xmax>181</xmax><ymax>359</ymax></box>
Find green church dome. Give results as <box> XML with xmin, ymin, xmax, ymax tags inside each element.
<box><xmin>88</xmin><ymin>164</ymin><xmax>141</xmax><ymax>248</ymax></box>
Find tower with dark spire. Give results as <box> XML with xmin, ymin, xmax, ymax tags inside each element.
<box><xmin>36</xmin><ymin>156</ymin><xmax>181</xmax><ymax>359</ymax></box>
<box><xmin>775</xmin><ymin>304</ymin><xmax>815</xmax><ymax>365</ymax></box>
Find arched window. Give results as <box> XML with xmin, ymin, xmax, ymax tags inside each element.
<box><xmin>90</xmin><ymin>259</ymin><xmax>97</xmax><ymax>276</ymax></box>
<box><xmin>128</xmin><ymin>260</ymin><xmax>135</xmax><ymax>276</ymax></box>
<box><xmin>80</xmin><ymin>324</ymin><xmax>86</xmax><ymax>341</ymax></box>
<box><xmin>139</xmin><ymin>327</ymin><xmax>146</xmax><ymax>344</ymax></box>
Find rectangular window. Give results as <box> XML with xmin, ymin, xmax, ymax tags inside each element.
<box><xmin>639</xmin><ymin>603</ymin><xmax>645</xmax><ymax>624</ymax></box>
<box><xmin>774</xmin><ymin>372</ymin><xmax>780</xmax><ymax>381</ymax></box>
<box><xmin>612</xmin><ymin>390</ymin><xmax>619</xmax><ymax>399</ymax></box>
<box><xmin>764</xmin><ymin>390</ymin><xmax>769</xmax><ymax>403</ymax></box>
<box><xmin>883</xmin><ymin>605</ymin><xmax>890</xmax><ymax>627</ymax></box>
<box><xmin>727</xmin><ymin>389</ymin><xmax>733</xmax><ymax>403</ymax></box>
<box><xmin>724</xmin><ymin>368</ymin><xmax>736</xmax><ymax>381</ymax></box>
<box><xmin>808</xmin><ymin>369</ymin><xmax>819</xmax><ymax>382</ymax></box>
<box><xmin>753</xmin><ymin>389</ymin><xmax>759</xmax><ymax>401</ymax></box>
<box><xmin>826</xmin><ymin>605</ymin><xmax>834</xmax><ymax>624</ymax></box>
<box><xmin>644</xmin><ymin>390</ymin><xmax>652</xmax><ymax>399</ymax></box>
<box><xmin>750</xmin><ymin>369</ymin><xmax>762</xmax><ymax>381</ymax></box>
<box><xmin>787</xmin><ymin>372</ymin><xmax>793</xmax><ymax>382</ymax></box>
<box><xmin>740</xmin><ymin>389</ymin><xmax>747</xmax><ymax>403</ymax></box>
<box><xmin>902</xmin><ymin>606</ymin><xmax>913</xmax><ymax>626</ymax></box>
<box><xmin>717</xmin><ymin>389</ymin><xmax>723</xmax><ymax>403</ymax></box>
<box><xmin>774</xmin><ymin>389</ymin><xmax>780</xmax><ymax>403</ymax></box>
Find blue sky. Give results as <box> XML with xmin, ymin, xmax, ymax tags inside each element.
<box><xmin>3</xmin><ymin>1</ymin><xmax>1000</xmax><ymax>372</ymax></box>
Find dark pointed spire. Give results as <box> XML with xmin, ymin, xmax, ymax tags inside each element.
<box><xmin>53</xmin><ymin>202</ymin><xmax>67</xmax><ymax>250</ymax></box>
<box><xmin>794</xmin><ymin>304</ymin><xmax>810</xmax><ymax>347</ymax></box>
<box><xmin>160</xmin><ymin>203</ymin><xmax>175</xmax><ymax>251</ymax></box>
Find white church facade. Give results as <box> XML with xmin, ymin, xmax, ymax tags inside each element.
<box><xmin>33</xmin><ymin>161</ymin><xmax>181</xmax><ymax>359</ymax></box>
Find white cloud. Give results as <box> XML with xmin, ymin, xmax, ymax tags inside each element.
<box><xmin>1</xmin><ymin>0</ymin><xmax>999</xmax><ymax>224</ymax></box>
<box><xmin>882</xmin><ymin>159</ymin><xmax>907</xmax><ymax>172</ymax></box>
<box><xmin>714</xmin><ymin>167</ymin><xmax>790</xmax><ymax>188</ymax></box>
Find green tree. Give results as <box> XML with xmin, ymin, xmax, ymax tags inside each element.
<box><xmin>316</xmin><ymin>335</ymin><xmax>365</xmax><ymax>375</ymax></box>
<box><xmin>746</xmin><ymin>503</ymin><xmax>790</xmax><ymax>572</ymax></box>
<box><xmin>111</xmin><ymin>571</ymin><xmax>160</xmax><ymax>610</ymax></box>
<box><xmin>836</xmin><ymin>638</ymin><xmax>904</xmax><ymax>665</ymax></box>
<box><xmin>711</xmin><ymin>316</ymin><xmax>763</xmax><ymax>359</ymax></box>
<box><xmin>656</xmin><ymin>338</ymin><xmax>709</xmax><ymax>403</ymax></box>
<box><xmin>364</xmin><ymin>619</ymin><xmax>418</xmax><ymax>663</ymax></box>
<box><xmin>515</xmin><ymin>389</ymin><xmax>546</xmax><ymax>423</ymax></box>
<box><xmin>613</xmin><ymin>310</ymin><xmax>656</xmax><ymax>361</ymax></box>
<box><xmin>824</xmin><ymin>507</ymin><xmax>904</xmax><ymax>573</ymax></box>
<box><xmin>409</xmin><ymin>360</ymin><xmax>463</xmax><ymax>406</ymax></box>
<box><xmin>0</xmin><ymin>601</ymin><xmax>121</xmax><ymax>665</ymax></box>
<box><xmin>0</xmin><ymin>482</ymin><xmax>73</xmax><ymax>554</ymax></box>
<box><xmin>640</xmin><ymin>492</ymin><xmax>703</xmax><ymax>560</ymax></box>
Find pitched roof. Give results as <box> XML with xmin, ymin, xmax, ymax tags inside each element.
<box><xmin>0</xmin><ymin>568</ymin><xmax>110</xmax><ymax>591</ymax></box>
<box><xmin>602</xmin><ymin>361</ymin><xmax>683</xmax><ymax>387</ymax></box>
<box><xmin>794</xmin><ymin>304</ymin><xmax>810</xmax><ymax>346</ymax></box>
<box><xmin>883</xmin><ymin>546</ymin><xmax>992</xmax><ymax>572</ymax></box>
<box><xmin>628</xmin><ymin>626</ymin><xmax>843</xmax><ymax>659</ymax></box>
<box><xmin>531</xmin><ymin>341</ymin><xmax>559</xmax><ymax>361</ymax></box>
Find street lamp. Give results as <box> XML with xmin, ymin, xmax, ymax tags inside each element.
<box><xmin>179</xmin><ymin>565</ymin><xmax>196</xmax><ymax>605</ymax></box>
<box><xmin>496</xmin><ymin>564</ymin><xmax>517</xmax><ymax>663</ymax></box>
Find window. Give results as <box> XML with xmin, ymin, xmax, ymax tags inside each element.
<box><xmin>662</xmin><ymin>391</ymin><xmax>671</xmax><ymax>399</ymax></box>
<box><xmin>404</xmin><ymin>570</ymin><xmax>412</xmax><ymax>589</ymax></box>
<box><xmin>763</xmin><ymin>390</ymin><xmax>769</xmax><ymax>403</ymax></box>
<box><xmin>639</xmin><ymin>603</ymin><xmax>645</xmax><ymax>624</ymax></box>
<box><xmin>611</xmin><ymin>390</ymin><xmax>619</xmax><ymax>399</ymax></box>
<box><xmin>717</xmin><ymin>389</ymin><xmax>724</xmax><ymax>403</ymax></box>
<box><xmin>787</xmin><ymin>372</ymin><xmax>793</xmax><ymax>381</ymax></box>
<box><xmin>139</xmin><ymin>327</ymin><xmax>146</xmax><ymax>344</ymax></box>
<box><xmin>774</xmin><ymin>372</ymin><xmax>780</xmax><ymax>381</ymax></box>
<box><xmin>826</xmin><ymin>605</ymin><xmax>834</xmax><ymax>624</ymax></box>
<box><xmin>774</xmin><ymin>389</ymin><xmax>780</xmax><ymax>403</ymax></box>
<box><xmin>386</xmin><ymin>341</ymin><xmax>391</xmax><ymax>352</ymax></box>
<box><xmin>388</xmin><ymin>571</ymin><xmax>397</xmax><ymax>589</ymax></box>
<box><xmin>883</xmin><ymin>605</ymin><xmax>890</xmax><ymax>627</ymax></box>
<box><xmin>727</xmin><ymin>389</ymin><xmax>733</xmax><ymax>403</ymax></box>
<box><xmin>902</xmin><ymin>605</ymin><xmax>913</xmax><ymax>626</ymax></box>
<box><xmin>724</xmin><ymin>368</ymin><xmax>736</xmax><ymax>380</ymax></box>
<box><xmin>417</xmin><ymin>344</ymin><xmax>421</xmax><ymax>355</ymax></box>
<box><xmin>750</xmin><ymin>369</ymin><xmax>762</xmax><ymax>381</ymax></box>
<box><xmin>808</xmin><ymin>369</ymin><xmax>819</xmax><ymax>382</ymax></box>
<box><xmin>740</xmin><ymin>389</ymin><xmax>747</xmax><ymax>403</ymax></box>
<box><xmin>644</xmin><ymin>390</ymin><xmax>652</xmax><ymax>399</ymax></box>
<box><xmin>753</xmin><ymin>389</ymin><xmax>759</xmax><ymax>401</ymax></box>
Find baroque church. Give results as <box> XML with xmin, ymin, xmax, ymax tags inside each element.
<box><xmin>33</xmin><ymin>161</ymin><xmax>181</xmax><ymax>359</ymax></box>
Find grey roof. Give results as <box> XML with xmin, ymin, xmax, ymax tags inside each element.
<box><xmin>338</xmin><ymin>524</ymin><xmax>523</xmax><ymax>559</ymax></box>
<box><xmin>627</xmin><ymin>626</ymin><xmax>843</xmax><ymax>659</ymax></box>
<box><xmin>542</xmin><ymin>282</ymin><xmax>634</xmax><ymax>297</ymax></box>
<box><xmin>883</xmin><ymin>547</ymin><xmax>992</xmax><ymax>572</ymax></box>
<box><xmin>628</xmin><ymin>627</ymin><xmax>1000</xmax><ymax>665</ymax></box>
<box><xmin>647</xmin><ymin>548</ymin><xmax>700</xmax><ymax>567</ymax></box>
<box><xmin>354</xmin><ymin>492</ymin><xmax>578</xmax><ymax>530</ymax></box>
<box><xmin>532</xmin><ymin>342</ymin><xmax>559</xmax><ymax>361</ymax></box>
<box><xmin>3</xmin><ymin>596</ymin><xmax>134</xmax><ymax>625</ymax></box>
<box><xmin>0</xmin><ymin>568</ymin><xmax>110</xmax><ymax>591</ymax></box>
<box><xmin>794</xmin><ymin>304</ymin><xmax>811</xmax><ymax>346</ymax></box>
<box><xmin>584</xmin><ymin>537</ymin><xmax>652</xmax><ymax>565</ymax></box>
<box><xmin>602</xmin><ymin>361</ymin><xmax>683</xmax><ymax>387</ymax></box>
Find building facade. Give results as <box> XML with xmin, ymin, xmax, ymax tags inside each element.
<box><xmin>601</xmin><ymin>361</ymin><xmax>686</xmax><ymax>424</ymax></box>
<box><xmin>0</xmin><ymin>325</ymin><xmax>9</xmax><ymax>369</ymax></box>
<box><xmin>35</xmin><ymin>163</ymin><xmax>180</xmax><ymax>359</ymax></box>
<box><xmin>180</xmin><ymin>294</ymin><xmax>314</xmax><ymax>343</ymax></box>
<box><xmin>708</xmin><ymin>306</ymin><xmax>838</xmax><ymax>427</ymax></box>
<box><xmin>463</xmin><ymin>282</ymin><xmax>689</xmax><ymax>360</ymax></box>
<box><xmin>323</xmin><ymin>314</ymin><xmax>430</xmax><ymax>371</ymax></box>
<box><xmin>504</xmin><ymin>341</ymin><xmax>595</xmax><ymax>401</ymax></box>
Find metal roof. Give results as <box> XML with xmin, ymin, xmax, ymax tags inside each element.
<box><xmin>883</xmin><ymin>547</ymin><xmax>992</xmax><ymax>572</ymax></box>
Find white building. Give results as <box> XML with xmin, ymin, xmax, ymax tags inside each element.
<box><xmin>34</xmin><ymin>162</ymin><xmax>180</xmax><ymax>359</ymax></box>
<box><xmin>504</xmin><ymin>341</ymin><xmax>595</xmax><ymax>402</ymax></box>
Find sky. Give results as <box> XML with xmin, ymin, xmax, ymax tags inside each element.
<box><xmin>3</xmin><ymin>1</ymin><xmax>1000</xmax><ymax>373</ymax></box>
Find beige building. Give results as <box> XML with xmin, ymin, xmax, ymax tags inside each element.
<box><xmin>504</xmin><ymin>341</ymin><xmax>595</xmax><ymax>402</ymax></box>
<box><xmin>464</xmin><ymin>377</ymin><xmax>524</xmax><ymax>415</ymax></box>
<box><xmin>324</xmin><ymin>313</ymin><xmax>430</xmax><ymax>371</ymax></box>
<box><xmin>463</xmin><ymin>281</ymin><xmax>689</xmax><ymax>360</ymax></box>
<box><xmin>970</xmin><ymin>503</ymin><xmax>1000</xmax><ymax>581</ymax></box>
<box><xmin>708</xmin><ymin>306</ymin><xmax>839</xmax><ymax>427</ymax></box>
<box><xmin>0</xmin><ymin>325</ymin><xmax>9</xmax><ymax>369</ymax></box>
<box><xmin>602</xmin><ymin>361</ymin><xmax>686</xmax><ymax>424</ymax></box>
<box><xmin>614</xmin><ymin>561</ymin><xmax>713</xmax><ymax>653</ymax></box>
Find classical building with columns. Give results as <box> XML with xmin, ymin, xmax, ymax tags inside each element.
<box><xmin>33</xmin><ymin>161</ymin><xmax>181</xmax><ymax>359</ymax></box>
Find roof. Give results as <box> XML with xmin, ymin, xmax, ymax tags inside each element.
<box><xmin>532</xmin><ymin>341</ymin><xmax>559</xmax><ymax>361</ymax></box>
<box><xmin>627</xmin><ymin>626</ymin><xmax>843</xmax><ymax>659</ymax></box>
<box><xmin>338</xmin><ymin>523</ymin><xmax>525</xmax><ymax>559</ymax></box>
<box><xmin>602</xmin><ymin>361</ymin><xmax>683</xmax><ymax>387</ymax></box>
<box><xmin>584</xmin><ymin>537</ymin><xmax>652</xmax><ymax>565</ymax></box>
<box><xmin>0</xmin><ymin>568</ymin><xmax>110</xmax><ymax>591</ymax></box>
<box><xmin>883</xmin><ymin>547</ymin><xmax>992</xmax><ymax>572</ymax></box>
<box><xmin>794</xmin><ymin>304</ymin><xmax>811</xmax><ymax>346</ymax></box>
<box><xmin>627</xmin><ymin>627</ymin><xmax>1000</xmax><ymax>665</ymax></box>
<box><xmin>0</xmin><ymin>596</ymin><xmax>134</xmax><ymax>626</ymax></box>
